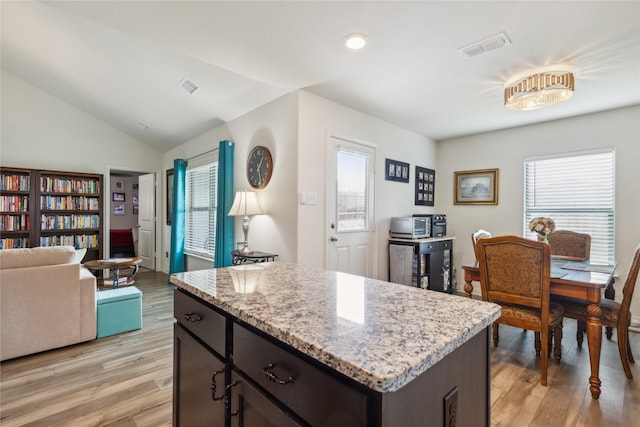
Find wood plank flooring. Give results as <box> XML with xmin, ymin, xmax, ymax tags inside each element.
<box><xmin>1</xmin><ymin>270</ymin><xmax>639</xmax><ymax>426</ymax></box>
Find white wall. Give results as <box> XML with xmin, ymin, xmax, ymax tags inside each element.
<box><xmin>1</xmin><ymin>71</ymin><xmax>164</xmax><ymax>266</ymax></box>
<box><xmin>161</xmin><ymin>93</ymin><xmax>299</xmax><ymax>273</ymax></box>
<box><xmin>436</xmin><ymin>105</ymin><xmax>640</xmax><ymax>323</ymax></box>
<box><xmin>298</xmin><ymin>91</ymin><xmax>438</xmax><ymax>280</ymax></box>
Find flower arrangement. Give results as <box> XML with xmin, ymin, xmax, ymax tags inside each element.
<box><xmin>529</xmin><ymin>217</ymin><xmax>555</xmax><ymax>241</ymax></box>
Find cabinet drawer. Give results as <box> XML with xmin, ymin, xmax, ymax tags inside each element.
<box><xmin>438</xmin><ymin>240</ymin><xmax>452</xmax><ymax>250</ymax></box>
<box><xmin>233</xmin><ymin>323</ymin><xmax>367</xmax><ymax>427</ymax></box>
<box><xmin>419</xmin><ymin>241</ymin><xmax>436</xmax><ymax>252</ymax></box>
<box><xmin>174</xmin><ymin>290</ymin><xmax>226</xmax><ymax>357</ymax></box>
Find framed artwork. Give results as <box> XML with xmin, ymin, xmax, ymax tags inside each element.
<box><xmin>112</xmin><ymin>192</ymin><xmax>125</xmax><ymax>202</ymax></box>
<box><xmin>133</xmin><ymin>205</ymin><xmax>139</xmax><ymax>215</ymax></box>
<box><xmin>454</xmin><ymin>168</ymin><xmax>499</xmax><ymax>205</ymax></box>
<box><xmin>385</xmin><ymin>159</ymin><xmax>410</xmax><ymax>183</ymax></box>
<box><xmin>114</xmin><ymin>180</ymin><xmax>124</xmax><ymax>190</ymax></box>
<box><xmin>132</xmin><ymin>195</ymin><xmax>138</xmax><ymax>205</ymax></box>
<box><xmin>415</xmin><ymin>166</ymin><xmax>435</xmax><ymax>206</ymax></box>
<box><xmin>166</xmin><ymin>168</ymin><xmax>174</xmax><ymax>225</ymax></box>
<box><xmin>113</xmin><ymin>203</ymin><xmax>125</xmax><ymax>215</ymax></box>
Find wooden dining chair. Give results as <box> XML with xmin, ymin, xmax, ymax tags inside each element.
<box><xmin>547</xmin><ymin>230</ymin><xmax>591</xmax><ymax>260</ymax></box>
<box><xmin>557</xmin><ymin>244</ymin><xmax>640</xmax><ymax>379</ymax></box>
<box><xmin>476</xmin><ymin>235</ymin><xmax>564</xmax><ymax>386</ymax></box>
<box><xmin>471</xmin><ymin>229</ymin><xmax>492</xmax><ymax>263</ymax></box>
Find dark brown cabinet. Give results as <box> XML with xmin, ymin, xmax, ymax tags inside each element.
<box><xmin>173</xmin><ymin>287</ymin><xmax>489</xmax><ymax>427</ymax></box>
<box><xmin>389</xmin><ymin>238</ymin><xmax>453</xmax><ymax>292</ymax></box>
<box><xmin>173</xmin><ymin>324</ymin><xmax>226</xmax><ymax>427</ymax></box>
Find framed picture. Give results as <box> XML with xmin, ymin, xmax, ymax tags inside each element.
<box><xmin>133</xmin><ymin>205</ymin><xmax>139</xmax><ymax>215</ymax></box>
<box><xmin>132</xmin><ymin>195</ymin><xmax>138</xmax><ymax>205</ymax></box>
<box><xmin>113</xmin><ymin>203</ymin><xmax>125</xmax><ymax>215</ymax></box>
<box><xmin>114</xmin><ymin>180</ymin><xmax>124</xmax><ymax>190</ymax></box>
<box><xmin>415</xmin><ymin>166</ymin><xmax>435</xmax><ymax>206</ymax></box>
<box><xmin>166</xmin><ymin>168</ymin><xmax>174</xmax><ymax>225</ymax></box>
<box><xmin>454</xmin><ymin>168</ymin><xmax>499</xmax><ymax>205</ymax></box>
<box><xmin>132</xmin><ymin>183</ymin><xmax>139</xmax><ymax>191</ymax></box>
<box><xmin>112</xmin><ymin>192</ymin><xmax>125</xmax><ymax>202</ymax></box>
<box><xmin>385</xmin><ymin>159</ymin><xmax>410</xmax><ymax>183</ymax></box>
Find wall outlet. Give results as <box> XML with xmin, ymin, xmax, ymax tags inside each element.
<box><xmin>443</xmin><ymin>387</ymin><xmax>458</xmax><ymax>427</ymax></box>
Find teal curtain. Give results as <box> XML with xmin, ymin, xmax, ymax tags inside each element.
<box><xmin>214</xmin><ymin>140</ymin><xmax>235</xmax><ymax>267</ymax></box>
<box><xmin>169</xmin><ymin>159</ymin><xmax>187</xmax><ymax>280</ymax></box>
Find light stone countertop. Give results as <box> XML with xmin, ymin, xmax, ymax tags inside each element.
<box><xmin>170</xmin><ymin>262</ymin><xmax>501</xmax><ymax>393</ymax></box>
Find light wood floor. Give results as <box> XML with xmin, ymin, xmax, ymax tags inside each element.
<box><xmin>1</xmin><ymin>271</ymin><xmax>639</xmax><ymax>426</ymax></box>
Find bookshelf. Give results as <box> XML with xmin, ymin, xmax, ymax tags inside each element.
<box><xmin>0</xmin><ymin>167</ymin><xmax>103</xmax><ymax>261</ymax></box>
<box><xmin>0</xmin><ymin>167</ymin><xmax>34</xmax><ymax>249</ymax></box>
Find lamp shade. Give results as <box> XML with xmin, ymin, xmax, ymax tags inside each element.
<box><xmin>228</xmin><ymin>190</ymin><xmax>263</xmax><ymax>217</ymax></box>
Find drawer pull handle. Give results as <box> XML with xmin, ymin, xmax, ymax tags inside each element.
<box><xmin>226</xmin><ymin>381</ymin><xmax>240</xmax><ymax>417</ymax></box>
<box><xmin>262</xmin><ymin>363</ymin><xmax>294</xmax><ymax>385</ymax></box>
<box><xmin>210</xmin><ymin>368</ymin><xmax>225</xmax><ymax>401</ymax></box>
<box><xmin>184</xmin><ymin>312</ymin><xmax>202</xmax><ymax>322</ymax></box>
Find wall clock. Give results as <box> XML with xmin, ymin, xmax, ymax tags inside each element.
<box><xmin>247</xmin><ymin>146</ymin><xmax>273</xmax><ymax>189</ymax></box>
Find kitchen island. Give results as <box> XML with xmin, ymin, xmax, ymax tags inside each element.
<box><xmin>170</xmin><ymin>262</ymin><xmax>500</xmax><ymax>427</ymax></box>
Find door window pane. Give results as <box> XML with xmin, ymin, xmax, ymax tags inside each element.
<box><xmin>337</xmin><ymin>151</ymin><xmax>368</xmax><ymax>232</ymax></box>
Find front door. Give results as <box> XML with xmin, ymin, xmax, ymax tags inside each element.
<box><xmin>137</xmin><ymin>173</ymin><xmax>155</xmax><ymax>269</ymax></box>
<box><xmin>326</xmin><ymin>136</ymin><xmax>376</xmax><ymax>278</ymax></box>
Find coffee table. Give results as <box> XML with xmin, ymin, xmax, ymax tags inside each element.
<box><xmin>84</xmin><ymin>257</ymin><xmax>142</xmax><ymax>288</ymax></box>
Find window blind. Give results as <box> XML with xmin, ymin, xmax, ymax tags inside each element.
<box><xmin>185</xmin><ymin>162</ymin><xmax>218</xmax><ymax>259</ymax></box>
<box><xmin>524</xmin><ymin>150</ymin><xmax>615</xmax><ymax>264</ymax></box>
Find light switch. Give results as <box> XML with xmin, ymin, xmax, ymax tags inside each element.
<box><xmin>307</xmin><ymin>192</ymin><xmax>318</xmax><ymax>205</ymax></box>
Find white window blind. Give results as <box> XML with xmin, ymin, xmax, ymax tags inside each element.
<box><xmin>185</xmin><ymin>162</ymin><xmax>218</xmax><ymax>259</ymax></box>
<box><xmin>524</xmin><ymin>150</ymin><xmax>615</xmax><ymax>264</ymax></box>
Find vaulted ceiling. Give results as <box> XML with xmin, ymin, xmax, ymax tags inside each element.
<box><xmin>2</xmin><ymin>1</ymin><xmax>639</xmax><ymax>152</ymax></box>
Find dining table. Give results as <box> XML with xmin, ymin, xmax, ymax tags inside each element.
<box><xmin>462</xmin><ymin>257</ymin><xmax>616</xmax><ymax>400</ymax></box>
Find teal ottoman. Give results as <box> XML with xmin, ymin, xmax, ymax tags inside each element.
<box><xmin>96</xmin><ymin>287</ymin><xmax>143</xmax><ymax>338</ymax></box>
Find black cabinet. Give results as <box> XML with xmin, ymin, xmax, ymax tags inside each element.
<box><xmin>389</xmin><ymin>238</ymin><xmax>453</xmax><ymax>292</ymax></box>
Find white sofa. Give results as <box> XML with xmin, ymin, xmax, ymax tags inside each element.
<box><xmin>0</xmin><ymin>246</ymin><xmax>97</xmax><ymax>361</ymax></box>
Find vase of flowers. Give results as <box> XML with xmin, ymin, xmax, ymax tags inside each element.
<box><xmin>529</xmin><ymin>217</ymin><xmax>555</xmax><ymax>243</ymax></box>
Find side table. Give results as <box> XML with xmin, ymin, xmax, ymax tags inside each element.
<box><xmin>84</xmin><ymin>257</ymin><xmax>142</xmax><ymax>288</ymax></box>
<box><xmin>232</xmin><ymin>250</ymin><xmax>278</xmax><ymax>265</ymax></box>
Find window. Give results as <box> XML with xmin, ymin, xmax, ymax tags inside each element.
<box><xmin>185</xmin><ymin>162</ymin><xmax>218</xmax><ymax>259</ymax></box>
<box><xmin>336</xmin><ymin>148</ymin><xmax>372</xmax><ymax>232</ymax></box>
<box><xmin>524</xmin><ymin>150</ymin><xmax>615</xmax><ymax>264</ymax></box>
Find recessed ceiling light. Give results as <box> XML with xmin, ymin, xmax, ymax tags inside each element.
<box><xmin>344</xmin><ymin>33</ymin><xmax>367</xmax><ymax>50</ymax></box>
<box><xmin>178</xmin><ymin>77</ymin><xmax>199</xmax><ymax>94</ymax></box>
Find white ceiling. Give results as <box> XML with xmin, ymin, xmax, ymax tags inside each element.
<box><xmin>2</xmin><ymin>1</ymin><xmax>639</xmax><ymax>153</ymax></box>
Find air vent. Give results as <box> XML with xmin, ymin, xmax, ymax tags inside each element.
<box><xmin>178</xmin><ymin>77</ymin><xmax>199</xmax><ymax>94</ymax></box>
<box><xmin>458</xmin><ymin>32</ymin><xmax>511</xmax><ymax>58</ymax></box>
<box><xmin>136</xmin><ymin>121</ymin><xmax>150</xmax><ymax>131</ymax></box>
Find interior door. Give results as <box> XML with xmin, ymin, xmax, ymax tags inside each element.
<box><xmin>137</xmin><ymin>173</ymin><xmax>155</xmax><ymax>269</ymax></box>
<box><xmin>326</xmin><ymin>136</ymin><xmax>376</xmax><ymax>278</ymax></box>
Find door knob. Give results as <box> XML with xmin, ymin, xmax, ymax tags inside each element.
<box><xmin>330</xmin><ymin>235</ymin><xmax>338</xmax><ymax>242</ymax></box>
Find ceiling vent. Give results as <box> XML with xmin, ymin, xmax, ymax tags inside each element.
<box><xmin>136</xmin><ymin>121</ymin><xmax>150</xmax><ymax>131</ymax></box>
<box><xmin>458</xmin><ymin>32</ymin><xmax>511</xmax><ymax>58</ymax></box>
<box><xmin>178</xmin><ymin>77</ymin><xmax>199</xmax><ymax>94</ymax></box>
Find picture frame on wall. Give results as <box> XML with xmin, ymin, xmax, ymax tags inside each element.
<box><xmin>385</xmin><ymin>159</ymin><xmax>410</xmax><ymax>183</ymax></box>
<box><xmin>166</xmin><ymin>168</ymin><xmax>174</xmax><ymax>225</ymax></box>
<box><xmin>454</xmin><ymin>168</ymin><xmax>499</xmax><ymax>205</ymax></box>
<box><xmin>113</xmin><ymin>203</ymin><xmax>125</xmax><ymax>215</ymax></box>
<box><xmin>415</xmin><ymin>166</ymin><xmax>435</xmax><ymax>206</ymax></box>
<box><xmin>112</xmin><ymin>192</ymin><xmax>125</xmax><ymax>202</ymax></box>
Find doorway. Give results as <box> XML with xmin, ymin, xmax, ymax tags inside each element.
<box><xmin>108</xmin><ymin>169</ymin><xmax>156</xmax><ymax>270</ymax></box>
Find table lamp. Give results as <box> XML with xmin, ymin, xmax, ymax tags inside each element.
<box><xmin>228</xmin><ymin>190</ymin><xmax>263</xmax><ymax>255</ymax></box>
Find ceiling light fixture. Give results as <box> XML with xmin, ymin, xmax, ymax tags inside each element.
<box><xmin>344</xmin><ymin>33</ymin><xmax>367</xmax><ymax>50</ymax></box>
<box><xmin>504</xmin><ymin>65</ymin><xmax>575</xmax><ymax>111</ymax></box>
